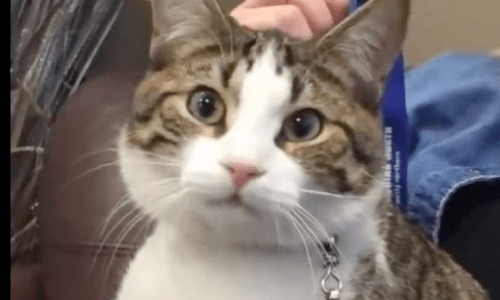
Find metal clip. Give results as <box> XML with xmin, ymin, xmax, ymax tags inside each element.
<box><xmin>321</xmin><ymin>264</ymin><xmax>342</xmax><ymax>300</ymax></box>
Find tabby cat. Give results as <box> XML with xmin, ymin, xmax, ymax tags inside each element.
<box><xmin>115</xmin><ymin>0</ymin><xmax>489</xmax><ymax>299</ymax></box>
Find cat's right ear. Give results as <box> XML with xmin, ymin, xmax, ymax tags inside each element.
<box><xmin>148</xmin><ymin>0</ymin><xmax>234</xmax><ymax>68</ymax></box>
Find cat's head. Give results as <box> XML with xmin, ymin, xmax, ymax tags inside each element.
<box><xmin>118</xmin><ymin>0</ymin><xmax>409</xmax><ymax>246</ymax></box>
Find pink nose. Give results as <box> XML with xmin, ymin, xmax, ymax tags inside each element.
<box><xmin>226</xmin><ymin>163</ymin><xmax>261</xmax><ymax>191</ymax></box>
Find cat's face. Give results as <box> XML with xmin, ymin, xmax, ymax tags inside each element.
<box><xmin>118</xmin><ymin>0</ymin><xmax>409</xmax><ymax>246</ymax></box>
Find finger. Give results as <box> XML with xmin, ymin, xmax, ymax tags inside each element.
<box><xmin>325</xmin><ymin>0</ymin><xmax>349</xmax><ymax>25</ymax></box>
<box><xmin>231</xmin><ymin>5</ymin><xmax>314</xmax><ymax>40</ymax></box>
<box><xmin>236</xmin><ymin>0</ymin><xmax>287</xmax><ymax>9</ymax></box>
<box><xmin>287</xmin><ymin>0</ymin><xmax>334</xmax><ymax>34</ymax></box>
<box><xmin>231</xmin><ymin>0</ymin><xmax>286</xmax><ymax>20</ymax></box>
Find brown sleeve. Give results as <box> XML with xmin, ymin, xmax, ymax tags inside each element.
<box><xmin>39</xmin><ymin>71</ymin><xmax>148</xmax><ymax>300</ymax></box>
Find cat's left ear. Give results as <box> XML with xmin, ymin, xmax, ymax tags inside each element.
<box><xmin>149</xmin><ymin>0</ymin><xmax>234</xmax><ymax>68</ymax></box>
<box><xmin>306</xmin><ymin>0</ymin><xmax>410</xmax><ymax>93</ymax></box>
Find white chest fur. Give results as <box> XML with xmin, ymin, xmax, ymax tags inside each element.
<box><xmin>115</xmin><ymin>192</ymin><xmax>386</xmax><ymax>300</ymax></box>
<box><xmin>117</xmin><ymin>223</ymin><xmax>327</xmax><ymax>300</ymax></box>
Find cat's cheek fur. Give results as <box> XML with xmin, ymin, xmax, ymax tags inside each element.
<box><xmin>117</xmin><ymin>129</ymin><xmax>183</xmax><ymax>220</ymax></box>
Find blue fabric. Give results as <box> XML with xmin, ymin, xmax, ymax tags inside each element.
<box><xmin>404</xmin><ymin>53</ymin><xmax>500</xmax><ymax>242</ymax></box>
<box><xmin>382</xmin><ymin>55</ymin><xmax>409</xmax><ymax>212</ymax></box>
<box><xmin>350</xmin><ymin>0</ymin><xmax>410</xmax><ymax>213</ymax></box>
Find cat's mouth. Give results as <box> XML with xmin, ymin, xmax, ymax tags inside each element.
<box><xmin>206</xmin><ymin>195</ymin><xmax>260</xmax><ymax>217</ymax></box>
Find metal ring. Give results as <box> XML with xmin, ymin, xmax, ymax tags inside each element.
<box><xmin>320</xmin><ymin>266</ymin><xmax>343</xmax><ymax>294</ymax></box>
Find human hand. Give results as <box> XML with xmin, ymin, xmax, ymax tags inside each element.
<box><xmin>230</xmin><ymin>0</ymin><xmax>349</xmax><ymax>40</ymax></box>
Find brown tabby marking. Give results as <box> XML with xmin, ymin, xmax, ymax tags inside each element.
<box><xmin>122</xmin><ymin>0</ymin><xmax>490</xmax><ymax>298</ymax></box>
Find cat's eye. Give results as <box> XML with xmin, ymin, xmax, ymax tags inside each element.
<box><xmin>283</xmin><ymin>109</ymin><xmax>323</xmax><ymax>142</ymax></box>
<box><xmin>188</xmin><ymin>89</ymin><xmax>225</xmax><ymax>124</ymax></box>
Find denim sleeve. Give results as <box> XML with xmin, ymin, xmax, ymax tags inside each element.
<box><xmin>404</xmin><ymin>53</ymin><xmax>500</xmax><ymax>243</ymax></box>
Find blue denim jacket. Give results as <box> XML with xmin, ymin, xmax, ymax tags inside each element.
<box><xmin>404</xmin><ymin>53</ymin><xmax>500</xmax><ymax>243</ymax></box>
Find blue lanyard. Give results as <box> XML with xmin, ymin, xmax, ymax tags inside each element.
<box><xmin>350</xmin><ymin>0</ymin><xmax>409</xmax><ymax>212</ymax></box>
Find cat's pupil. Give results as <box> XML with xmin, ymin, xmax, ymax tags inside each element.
<box><xmin>283</xmin><ymin>109</ymin><xmax>322</xmax><ymax>141</ymax></box>
<box><xmin>188</xmin><ymin>89</ymin><xmax>224</xmax><ymax>125</ymax></box>
<box><xmin>292</xmin><ymin>116</ymin><xmax>313</xmax><ymax>137</ymax></box>
<box><xmin>197</xmin><ymin>93</ymin><xmax>216</xmax><ymax>118</ymax></box>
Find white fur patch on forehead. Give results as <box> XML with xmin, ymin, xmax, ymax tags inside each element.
<box><xmin>232</xmin><ymin>43</ymin><xmax>293</xmax><ymax>138</ymax></box>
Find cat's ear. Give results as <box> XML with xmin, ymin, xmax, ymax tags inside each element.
<box><xmin>309</xmin><ymin>0</ymin><xmax>410</xmax><ymax>91</ymax></box>
<box><xmin>148</xmin><ymin>0</ymin><xmax>233</xmax><ymax>68</ymax></box>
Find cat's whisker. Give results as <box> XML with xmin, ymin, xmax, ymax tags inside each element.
<box><xmin>115</xmin><ymin>134</ymin><xmax>182</xmax><ymax>162</ymax></box>
<box><xmin>133</xmin><ymin>153</ymin><xmax>182</xmax><ymax>164</ymax></box>
<box><xmin>123</xmin><ymin>159</ymin><xmax>182</xmax><ymax>168</ymax></box>
<box><xmin>209</xmin><ymin>28</ymin><xmax>227</xmax><ymax>63</ymax></box>
<box><xmin>102</xmin><ymin>212</ymin><xmax>147</xmax><ymax>292</ymax></box>
<box><xmin>110</xmin><ymin>212</ymin><xmax>145</xmax><ymax>247</ymax></box>
<box><xmin>124</xmin><ymin>128</ymin><xmax>141</xmax><ymax>139</ymax></box>
<box><xmin>291</xmin><ymin>213</ymin><xmax>327</xmax><ymax>262</ymax></box>
<box><xmin>73</xmin><ymin>147</ymin><xmax>120</xmax><ymax>164</ymax></box>
<box><xmin>288</xmin><ymin>213</ymin><xmax>317</xmax><ymax>292</ymax></box>
<box><xmin>148</xmin><ymin>193</ymin><xmax>183</xmax><ymax>212</ymax></box>
<box><xmin>361</xmin><ymin>170</ymin><xmax>376</xmax><ymax>179</ymax></box>
<box><xmin>89</xmin><ymin>203</ymin><xmax>141</xmax><ymax>275</ymax></box>
<box><xmin>293</xmin><ymin>206</ymin><xmax>330</xmax><ymax>241</ymax></box>
<box><xmin>141</xmin><ymin>187</ymin><xmax>186</xmax><ymax>217</ymax></box>
<box><xmin>98</xmin><ymin>195</ymin><xmax>133</xmax><ymax>239</ymax></box>
<box><xmin>291</xmin><ymin>210</ymin><xmax>329</xmax><ymax>260</ymax></box>
<box><xmin>209</xmin><ymin>0</ymin><xmax>234</xmax><ymax>60</ymax></box>
<box><xmin>305</xmin><ymin>41</ymin><xmax>356</xmax><ymax>79</ymax></box>
<box><xmin>55</xmin><ymin>161</ymin><xmax>121</xmax><ymax>194</ymax></box>
<box><xmin>300</xmin><ymin>188</ymin><xmax>361</xmax><ymax>200</ymax></box>
<box><xmin>58</xmin><ymin>158</ymin><xmax>180</xmax><ymax>196</ymax></box>
<box><xmin>136</xmin><ymin>177</ymin><xmax>181</xmax><ymax>191</ymax></box>
<box><xmin>130</xmin><ymin>217</ymin><xmax>155</xmax><ymax>245</ymax></box>
<box><xmin>87</xmin><ymin>197</ymin><xmax>131</xmax><ymax>277</ymax></box>
<box><xmin>99</xmin><ymin>205</ymin><xmax>140</xmax><ymax>248</ymax></box>
<box><xmin>274</xmin><ymin>204</ymin><xmax>283</xmax><ymax>249</ymax></box>
<box><xmin>277</xmin><ymin>201</ymin><xmax>332</xmax><ymax>260</ymax></box>
<box><xmin>294</xmin><ymin>207</ymin><xmax>345</xmax><ymax>263</ymax></box>
<box><xmin>124</xmin><ymin>149</ymin><xmax>182</xmax><ymax>164</ymax></box>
